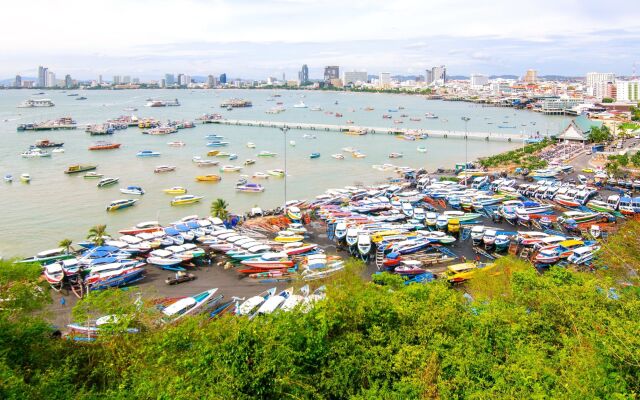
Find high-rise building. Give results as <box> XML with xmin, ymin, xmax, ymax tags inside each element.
<box><xmin>14</xmin><ymin>75</ymin><xmax>22</xmax><ymax>88</ymax></box>
<box><xmin>424</xmin><ymin>69</ymin><xmax>433</xmax><ymax>85</ymax></box>
<box><xmin>616</xmin><ymin>81</ymin><xmax>640</xmax><ymax>102</ymax></box>
<box><xmin>37</xmin><ymin>66</ymin><xmax>47</xmax><ymax>87</ymax></box>
<box><xmin>431</xmin><ymin>66</ymin><xmax>446</xmax><ymax>86</ymax></box>
<box><xmin>159</xmin><ymin>79</ymin><xmax>166</xmax><ymax>88</ymax></box>
<box><xmin>46</xmin><ymin>71</ymin><xmax>56</xmax><ymax>87</ymax></box>
<box><xmin>585</xmin><ymin>72</ymin><xmax>616</xmax><ymax>98</ymax></box>
<box><xmin>132</xmin><ymin>78</ymin><xmax>140</xmax><ymax>84</ymax></box>
<box><xmin>324</xmin><ymin>66</ymin><xmax>340</xmax><ymax>81</ymax></box>
<box><xmin>122</xmin><ymin>76</ymin><xmax>131</xmax><ymax>84</ymax></box>
<box><xmin>113</xmin><ymin>75</ymin><xmax>121</xmax><ymax>85</ymax></box>
<box><xmin>165</xmin><ymin>73</ymin><xmax>175</xmax><ymax>86</ymax></box>
<box><xmin>470</xmin><ymin>74</ymin><xmax>488</xmax><ymax>88</ymax></box>
<box><xmin>298</xmin><ymin>64</ymin><xmax>309</xmax><ymax>84</ymax></box>
<box><xmin>98</xmin><ymin>75</ymin><xmax>103</xmax><ymax>84</ymax></box>
<box><xmin>64</xmin><ymin>74</ymin><xmax>73</xmax><ymax>88</ymax></box>
<box><xmin>179</xmin><ymin>75</ymin><xmax>191</xmax><ymax>86</ymax></box>
<box><xmin>219</xmin><ymin>73</ymin><xmax>227</xmax><ymax>84</ymax></box>
<box><xmin>342</xmin><ymin>71</ymin><xmax>368</xmax><ymax>85</ymax></box>
<box><xmin>378</xmin><ymin>72</ymin><xmax>391</xmax><ymax>88</ymax></box>
<box><xmin>523</xmin><ymin>69</ymin><xmax>538</xmax><ymax>83</ymax></box>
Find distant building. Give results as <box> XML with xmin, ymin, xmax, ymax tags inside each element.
<box><xmin>178</xmin><ymin>74</ymin><xmax>190</xmax><ymax>86</ymax></box>
<box><xmin>219</xmin><ymin>73</ymin><xmax>227</xmax><ymax>84</ymax></box>
<box><xmin>586</xmin><ymin>72</ymin><xmax>615</xmax><ymax>99</ymax></box>
<box><xmin>378</xmin><ymin>72</ymin><xmax>391</xmax><ymax>88</ymax></box>
<box><xmin>165</xmin><ymin>73</ymin><xmax>175</xmax><ymax>86</ymax></box>
<box><xmin>470</xmin><ymin>74</ymin><xmax>488</xmax><ymax>88</ymax></box>
<box><xmin>22</xmin><ymin>80</ymin><xmax>34</xmax><ymax>88</ymax></box>
<box><xmin>616</xmin><ymin>81</ymin><xmax>640</xmax><ymax>102</ymax></box>
<box><xmin>46</xmin><ymin>71</ymin><xmax>56</xmax><ymax>87</ymax></box>
<box><xmin>159</xmin><ymin>79</ymin><xmax>166</xmax><ymax>88</ymax></box>
<box><xmin>132</xmin><ymin>78</ymin><xmax>140</xmax><ymax>84</ymax></box>
<box><xmin>37</xmin><ymin>66</ymin><xmax>47</xmax><ymax>87</ymax></box>
<box><xmin>424</xmin><ymin>69</ymin><xmax>433</xmax><ymax>85</ymax></box>
<box><xmin>431</xmin><ymin>66</ymin><xmax>446</xmax><ymax>86</ymax></box>
<box><xmin>14</xmin><ymin>75</ymin><xmax>22</xmax><ymax>88</ymax></box>
<box><xmin>98</xmin><ymin>75</ymin><xmax>103</xmax><ymax>84</ymax></box>
<box><xmin>113</xmin><ymin>75</ymin><xmax>121</xmax><ymax>85</ymax></box>
<box><xmin>64</xmin><ymin>74</ymin><xmax>72</xmax><ymax>88</ymax></box>
<box><xmin>122</xmin><ymin>76</ymin><xmax>131</xmax><ymax>84</ymax></box>
<box><xmin>324</xmin><ymin>66</ymin><xmax>340</xmax><ymax>82</ymax></box>
<box><xmin>207</xmin><ymin>75</ymin><xmax>217</xmax><ymax>88</ymax></box>
<box><xmin>523</xmin><ymin>69</ymin><xmax>538</xmax><ymax>83</ymax></box>
<box><xmin>298</xmin><ymin>64</ymin><xmax>309</xmax><ymax>84</ymax></box>
<box><xmin>342</xmin><ymin>71</ymin><xmax>367</xmax><ymax>85</ymax></box>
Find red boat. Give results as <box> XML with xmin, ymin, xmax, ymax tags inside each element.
<box><xmin>240</xmin><ymin>260</ymin><xmax>294</xmax><ymax>269</ymax></box>
<box><xmin>284</xmin><ymin>244</ymin><xmax>317</xmax><ymax>256</ymax></box>
<box><xmin>89</xmin><ymin>142</ymin><xmax>121</xmax><ymax>150</ymax></box>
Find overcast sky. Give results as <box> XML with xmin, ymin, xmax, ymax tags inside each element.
<box><xmin>2</xmin><ymin>0</ymin><xmax>639</xmax><ymax>80</ymax></box>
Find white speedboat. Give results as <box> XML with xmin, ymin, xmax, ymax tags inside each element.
<box><xmin>293</xmin><ymin>101</ymin><xmax>308</xmax><ymax>108</ymax></box>
<box><xmin>119</xmin><ymin>185</ymin><xmax>145</xmax><ymax>195</ymax></box>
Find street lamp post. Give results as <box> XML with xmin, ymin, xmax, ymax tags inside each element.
<box><xmin>461</xmin><ymin>116</ymin><xmax>470</xmax><ymax>169</ymax></box>
<box><xmin>279</xmin><ymin>126</ymin><xmax>289</xmax><ymax>208</ymax></box>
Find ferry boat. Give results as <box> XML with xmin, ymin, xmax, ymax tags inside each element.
<box><xmin>89</xmin><ymin>142</ymin><xmax>121</xmax><ymax>151</ymax></box>
<box><xmin>17</xmin><ymin>99</ymin><xmax>54</xmax><ymax>108</ymax></box>
<box><xmin>171</xmin><ymin>195</ymin><xmax>203</xmax><ymax>206</ymax></box>
<box><xmin>64</xmin><ymin>164</ymin><xmax>97</xmax><ymax>174</ymax></box>
<box><xmin>145</xmin><ymin>99</ymin><xmax>180</xmax><ymax>107</ymax></box>
<box><xmin>106</xmin><ymin>199</ymin><xmax>138</xmax><ymax>212</ymax></box>
<box><xmin>220</xmin><ymin>99</ymin><xmax>252</xmax><ymax>108</ymax></box>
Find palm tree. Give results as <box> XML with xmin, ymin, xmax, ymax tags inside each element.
<box><xmin>58</xmin><ymin>238</ymin><xmax>73</xmax><ymax>254</ymax></box>
<box><xmin>210</xmin><ymin>198</ymin><xmax>229</xmax><ymax>221</ymax></box>
<box><xmin>87</xmin><ymin>224</ymin><xmax>109</xmax><ymax>246</ymax></box>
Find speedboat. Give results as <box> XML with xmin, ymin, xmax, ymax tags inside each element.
<box><xmin>106</xmin><ymin>199</ymin><xmax>138</xmax><ymax>212</ymax></box>
<box><xmin>237</xmin><ymin>288</ymin><xmax>277</xmax><ymax>317</ymax></box>
<box><xmin>4</xmin><ymin>174</ymin><xmax>13</xmax><ymax>183</ymax></box>
<box><xmin>567</xmin><ymin>245</ymin><xmax>600</xmax><ymax>265</ymax></box>
<box><xmin>160</xmin><ymin>288</ymin><xmax>220</xmax><ymax>323</ymax></box>
<box><xmin>151</xmin><ymin>166</ymin><xmax>175</xmax><ymax>175</ymax></box>
<box><xmin>257</xmin><ymin>151</ymin><xmax>277</xmax><ymax>157</ymax></box>
<box><xmin>136</xmin><ymin>150</ymin><xmax>161</xmax><ymax>157</ymax></box>
<box><xmin>293</xmin><ymin>101</ymin><xmax>308</xmax><ymax>108</ymax></box>
<box><xmin>21</xmin><ymin>148</ymin><xmax>51</xmax><ymax>158</ymax></box>
<box><xmin>310</xmin><ymin>152</ymin><xmax>321</xmax><ymax>159</ymax></box>
<box><xmin>331</xmin><ymin>154</ymin><xmax>345</xmax><ymax>160</ymax></box>
<box><xmin>246</xmin><ymin>142</ymin><xmax>256</xmax><ymax>148</ymax></box>
<box><xmin>244</xmin><ymin>159</ymin><xmax>256</xmax><ymax>166</ymax></box>
<box><xmin>97</xmin><ymin>177</ymin><xmax>119</xmax><ymax>187</ymax></box>
<box><xmin>417</xmin><ymin>147</ymin><xmax>427</xmax><ymax>153</ymax></box>
<box><xmin>389</xmin><ymin>152</ymin><xmax>403</xmax><ymax>159</ymax></box>
<box><xmin>236</xmin><ymin>183</ymin><xmax>265</xmax><ymax>193</ymax></box>
<box><xmin>286</xmin><ymin>206</ymin><xmax>302</xmax><ymax>221</ymax></box>
<box><xmin>267</xmin><ymin>169</ymin><xmax>285</xmax><ymax>177</ymax></box>
<box><xmin>119</xmin><ymin>186</ymin><xmax>145</xmax><ymax>195</ymax></box>
<box><xmin>252</xmin><ymin>172</ymin><xmax>269</xmax><ymax>179</ymax></box>
<box><xmin>171</xmin><ymin>195</ymin><xmax>203</xmax><ymax>206</ymax></box>
<box><xmin>220</xmin><ymin>165</ymin><xmax>242</xmax><ymax>172</ymax></box>
<box><xmin>195</xmin><ymin>174</ymin><xmax>221</xmax><ymax>182</ymax></box>
<box><xmin>206</xmin><ymin>141</ymin><xmax>229</xmax><ymax>147</ymax></box>
<box><xmin>163</xmin><ymin>186</ymin><xmax>187</xmax><ymax>194</ymax></box>
<box><xmin>167</xmin><ymin>141</ymin><xmax>186</xmax><ymax>147</ymax></box>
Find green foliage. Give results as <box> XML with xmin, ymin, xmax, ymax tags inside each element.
<box><xmin>210</xmin><ymin>198</ymin><xmax>230</xmax><ymax>220</ymax></box>
<box><xmin>631</xmin><ymin>103</ymin><xmax>640</xmax><ymax>122</ymax></box>
<box><xmin>58</xmin><ymin>238</ymin><xmax>72</xmax><ymax>254</ymax></box>
<box><xmin>588</xmin><ymin>125</ymin><xmax>613</xmax><ymax>143</ymax></box>
<box><xmin>0</xmin><ymin>254</ymin><xmax>639</xmax><ymax>398</ymax></box>
<box><xmin>602</xmin><ymin>97</ymin><xmax>615</xmax><ymax>103</ymax></box>
<box><xmin>478</xmin><ymin>138</ymin><xmax>552</xmax><ymax>169</ymax></box>
<box><xmin>631</xmin><ymin>151</ymin><xmax>640</xmax><ymax>167</ymax></box>
<box><xmin>86</xmin><ymin>224</ymin><xmax>109</xmax><ymax>247</ymax></box>
<box><xmin>438</xmin><ymin>176</ymin><xmax>459</xmax><ymax>182</ymax></box>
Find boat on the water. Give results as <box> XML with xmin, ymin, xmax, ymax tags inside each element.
<box><xmin>220</xmin><ymin>165</ymin><xmax>243</xmax><ymax>172</ymax></box>
<box><xmin>34</xmin><ymin>139</ymin><xmax>64</xmax><ymax>148</ymax></box>
<box><xmin>389</xmin><ymin>152</ymin><xmax>403</xmax><ymax>158</ymax></box>
<box><xmin>97</xmin><ymin>177</ymin><xmax>119</xmax><ymax>187</ymax></box>
<box><xmin>171</xmin><ymin>195</ymin><xmax>203</xmax><ymax>206</ymax></box>
<box><xmin>195</xmin><ymin>175</ymin><xmax>222</xmax><ymax>182</ymax></box>
<box><xmin>106</xmin><ymin>199</ymin><xmax>138</xmax><ymax>211</ymax></box>
<box><xmin>89</xmin><ymin>141</ymin><xmax>121</xmax><ymax>151</ymax></box>
<box><xmin>331</xmin><ymin>154</ymin><xmax>345</xmax><ymax>159</ymax></box>
<box><xmin>65</xmin><ymin>164</ymin><xmax>97</xmax><ymax>174</ymax></box>
<box><xmin>21</xmin><ymin>148</ymin><xmax>51</xmax><ymax>158</ymax></box>
<box><xmin>267</xmin><ymin>169</ymin><xmax>285</xmax><ymax>177</ymax></box>
<box><xmin>119</xmin><ymin>186</ymin><xmax>145</xmax><ymax>195</ymax></box>
<box><xmin>83</xmin><ymin>172</ymin><xmax>103</xmax><ymax>179</ymax></box>
<box><xmin>163</xmin><ymin>186</ymin><xmax>187</xmax><ymax>194</ymax></box>
<box><xmin>154</xmin><ymin>165</ymin><xmax>176</xmax><ymax>173</ymax></box>
<box><xmin>236</xmin><ymin>183</ymin><xmax>265</xmax><ymax>193</ymax></box>
<box><xmin>257</xmin><ymin>151</ymin><xmax>277</xmax><ymax>157</ymax></box>
<box><xmin>244</xmin><ymin>159</ymin><xmax>256</xmax><ymax>166</ymax></box>
<box><xmin>310</xmin><ymin>152</ymin><xmax>320</xmax><ymax>159</ymax></box>
<box><xmin>167</xmin><ymin>141</ymin><xmax>186</xmax><ymax>147</ymax></box>
<box><xmin>136</xmin><ymin>150</ymin><xmax>161</xmax><ymax>157</ymax></box>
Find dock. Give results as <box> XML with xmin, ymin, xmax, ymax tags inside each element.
<box><xmin>205</xmin><ymin>119</ymin><xmax>530</xmax><ymax>142</ymax></box>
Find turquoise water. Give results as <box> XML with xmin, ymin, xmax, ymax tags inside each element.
<box><xmin>0</xmin><ymin>89</ymin><xmax>570</xmax><ymax>256</ymax></box>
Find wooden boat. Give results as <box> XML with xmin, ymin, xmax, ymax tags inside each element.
<box><xmin>163</xmin><ymin>186</ymin><xmax>187</xmax><ymax>194</ymax></box>
<box><xmin>195</xmin><ymin>174</ymin><xmax>221</xmax><ymax>182</ymax></box>
<box><xmin>35</xmin><ymin>139</ymin><xmax>64</xmax><ymax>148</ymax></box>
<box><xmin>64</xmin><ymin>164</ymin><xmax>97</xmax><ymax>174</ymax></box>
<box><xmin>89</xmin><ymin>142</ymin><xmax>121</xmax><ymax>150</ymax></box>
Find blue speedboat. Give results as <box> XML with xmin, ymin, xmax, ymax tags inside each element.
<box><xmin>310</xmin><ymin>152</ymin><xmax>320</xmax><ymax>159</ymax></box>
<box><xmin>206</xmin><ymin>141</ymin><xmax>229</xmax><ymax>147</ymax></box>
<box><xmin>136</xmin><ymin>150</ymin><xmax>161</xmax><ymax>157</ymax></box>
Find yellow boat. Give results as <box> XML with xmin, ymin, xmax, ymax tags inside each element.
<box><xmin>163</xmin><ymin>186</ymin><xmax>187</xmax><ymax>194</ymax></box>
<box><xmin>195</xmin><ymin>175</ymin><xmax>221</xmax><ymax>182</ymax></box>
<box><xmin>207</xmin><ymin>150</ymin><xmax>220</xmax><ymax>157</ymax></box>
<box><xmin>447</xmin><ymin>262</ymin><xmax>496</xmax><ymax>283</ymax></box>
<box><xmin>171</xmin><ymin>195</ymin><xmax>203</xmax><ymax>206</ymax></box>
<box><xmin>371</xmin><ymin>230</ymin><xmax>416</xmax><ymax>243</ymax></box>
<box><xmin>274</xmin><ymin>231</ymin><xmax>304</xmax><ymax>243</ymax></box>
<box><xmin>447</xmin><ymin>218</ymin><xmax>460</xmax><ymax>234</ymax></box>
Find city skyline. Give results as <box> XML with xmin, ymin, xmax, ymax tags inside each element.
<box><xmin>1</xmin><ymin>0</ymin><xmax>640</xmax><ymax>79</ymax></box>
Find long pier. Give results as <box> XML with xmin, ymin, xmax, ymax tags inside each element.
<box><xmin>205</xmin><ymin>119</ymin><xmax>529</xmax><ymax>142</ymax></box>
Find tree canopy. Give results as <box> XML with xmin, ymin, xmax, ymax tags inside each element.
<box><xmin>588</xmin><ymin>125</ymin><xmax>613</xmax><ymax>143</ymax></box>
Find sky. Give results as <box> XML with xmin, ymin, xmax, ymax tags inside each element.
<box><xmin>1</xmin><ymin>0</ymin><xmax>639</xmax><ymax>80</ymax></box>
